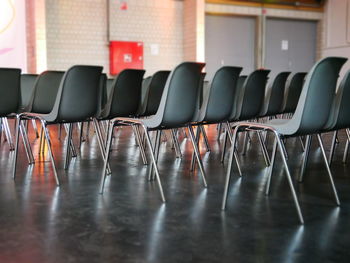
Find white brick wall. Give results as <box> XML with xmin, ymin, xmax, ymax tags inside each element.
<box><xmin>109</xmin><ymin>0</ymin><xmax>183</xmax><ymax>75</ymax></box>
<box><xmin>45</xmin><ymin>0</ymin><xmax>109</xmax><ymax>73</ymax></box>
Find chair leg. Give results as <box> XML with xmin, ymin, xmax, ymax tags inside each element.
<box><xmin>3</xmin><ymin>118</ymin><xmax>14</xmax><ymax>151</ymax></box>
<box><xmin>328</xmin><ymin>131</ymin><xmax>338</xmax><ymax>166</ymax></box>
<box><xmin>12</xmin><ymin>115</ymin><xmax>21</xmax><ymax>179</ymax></box>
<box><xmin>20</xmin><ymin>121</ymin><xmax>35</xmax><ymax>164</ymax></box>
<box><xmin>92</xmin><ymin>119</ymin><xmax>112</xmax><ymax>174</ymax></box>
<box><xmin>142</xmin><ymin>126</ymin><xmax>166</xmax><ymax>202</ymax></box>
<box><xmin>31</xmin><ymin>119</ymin><xmax>39</xmax><ymax>138</ymax></box>
<box><xmin>222</xmin><ymin>125</ymin><xmax>240</xmax><ymax>210</ymax></box>
<box><xmin>99</xmin><ymin>121</ymin><xmax>115</xmax><ymax>194</ymax></box>
<box><xmin>58</xmin><ymin>124</ymin><xmax>62</xmax><ymax>140</ymax></box>
<box><xmin>299</xmin><ymin>136</ymin><xmax>305</xmax><ymax>152</ymax></box>
<box><xmin>217</xmin><ymin>123</ymin><xmax>222</xmax><ymax>141</ymax></box>
<box><xmin>171</xmin><ymin>129</ymin><xmax>182</xmax><ymax>159</ymax></box>
<box><xmin>78</xmin><ymin>122</ymin><xmax>85</xmax><ymax>148</ymax></box>
<box><xmin>64</xmin><ymin>123</ymin><xmax>77</xmax><ymax>158</ymax></box>
<box><xmin>342</xmin><ymin>128</ymin><xmax>350</xmax><ymax>163</ymax></box>
<box><xmin>257</xmin><ymin>131</ymin><xmax>271</xmax><ymax>167</ymax></box>
<box><xmin>64</xmin><ymin>123</ymin><xmax>73</xmax><ymax>170</ymax></box>
<box><xmin>187</xmin><ymin>125</ymin><xmax>208</xmax><ymax>188</ymax></box>
<box><xmin>275</xmin><ymin>132</ymin><xmax>304</xmax><ymax>224</ymax></box>
<box><xmin>148</xmin><ymin>130</ymin><xmax>161</xmax><ymax>181</ymax></box>
<box><xmin>265</xmin><ymin>137</ymin><xmax>277</xmax><ymax>195</ymax></box>
<box><xmin>241</xmin><ymin>131</ymin><xmax>249</xmax><ymax>156</ymax></box>
<box><xmin>200</xmin><ymin>125</ymin><xmax>211</xmax><ymax>152</ymax></box>
<box><xmin>133</xmin><ymin>124</ymin><xmax>148</xmax><ymax>165</ymax></box>
<box><xmin>39</xmin><ymin>126</ymin><xmax>45</xmax><ymax>155</ymax></box>
<box><xmin>225</xmin><ymin>122</ymin><xmax>242</xmax><ymax>177</ymax></box>
<box><xmin>220</xmin><ymin>127</ymin><xmax>228</xmax><ymax>163</ymax></box>
<box><xmin>316</xmin><ymin>134</ymin><xmax>340</xmax><ymax>206</ymax></box>
<box><xmin>41</xmin><ymin>120</ymin><xmax>60</xmax><ymax>186</ymax></box>
<box><xmin>190</xmin><ymin>126</ymin><xmax>200</xmax><ymax>171</ymax></box>
<box><xmin>299</xmin><ymin>135</ymin><xmax>312</xmax><ymax>183</ymax></box>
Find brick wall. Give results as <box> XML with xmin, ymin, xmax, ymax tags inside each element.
<box><xmin>45</xmin><ymin>0</ymin><xmax>109</xmax><ymax>73</ymax></box>
<box><xmin>109</xmin><ymin>0</ymin><xmax>183</xmax><ymax>75</ymax></box>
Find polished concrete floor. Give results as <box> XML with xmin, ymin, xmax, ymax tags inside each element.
<box><xmin>1</xmin><ymin>123</ymin><xmax>350</xmax><ymax>262</ymax></box>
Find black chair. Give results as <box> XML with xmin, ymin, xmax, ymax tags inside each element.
<box><xmin>99</xmin><ymin>62</ymin><xmax>206</xmax><ymax>202</ymax></box>
<box><xmin>0</xmin><ymin>68</ymin><xmax>21</xmax><ymax>151</ymax></box>
<box><xmin>13</xmin><ymin>65</ymin><xmax>103</xmax><ymax>185</ymax></box>
<box><xmin>281</xmin><ymin>72</ymin><xmax>307</xmax><ymax>115</ymax></box>
<box><xmin>222</xmin><ymin>57</ymin><xmax>347</xmax><ymax>224</ymax></box>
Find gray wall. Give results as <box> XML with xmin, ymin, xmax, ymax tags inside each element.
<box><xmin>205</xmin><ymin>14</ymin><xmax>256</xmax><ymax>80</ymax></box>
<box><xmin>265</xmin><ymin>18</ymin><xmax>317</xmax><ymax>79</ymax></box>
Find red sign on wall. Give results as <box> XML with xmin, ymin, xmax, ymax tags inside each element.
<box><xmin>109</xmin><ymin>41</ymin><xmax>144</xmax><ymax>75</ymax></box>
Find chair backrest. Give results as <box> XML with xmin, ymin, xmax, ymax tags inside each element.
<box><xmin>324</xmin><ymin>70</ymin><xmax>350</xmax><ymax>130</ymax></box>
<box><xmin>199</xmin><ymin>66</ymin><xmax>242</xmax><ymax>123</ymax></box>
<box><xmin>30</xmin><ymin>71</ymin><xmax>64</xmax><ymax>114</ymax></box>
<box><xmin>97</xmin><ymin>73</ymin><xmax>107</xmax><ymax>117</ymax></box>
<box><xmin>261</xmin><ymin>71</ymin><xmax>291</xmax><ymax>117</ymax></box>
<box><xmin>105</xmin><ymin>69</ymin><xmax>145</xmax><ymax>118</ymax></box>
<box><xmin>234</xmin><ymin>69</ymin><xmax>270</xmax><ymax>121</ymax></box>
<box><xmin>138</xmin><ymin>76</ymin><xmax>152</xmax><ymax>115</ymax></box>
<box><xmin>229</xmin><ymin>75</ymin><xmax>247</xmax><ymax>121</ymax></box>
<box><xmin>283</xmin><ymin>72</ymin><xmax>307</xmax><ymax>113</ymax></box>
<box><xmin>289</xmin><ymin>57</ymin><xmax>347</xmax><ymax>135</ymax></box>
<box><xmin>19</xmin><ymin>74</ymin><xmax>38</xmax><ymax>111</ymax></box>
<box><xmin>150</xmin><ymin>62</ymin><xmax>206</xmax><ymax>128</ymax></box>
<box><xmin>143</xmin><ymin>71</ymin><xmax>170</xmax><ymax>116</ymax></box>
<box><xmin>106</xmin><ymin>78</ymin><xmax>114</xmax><ymax>100</ymax></box>
<box><xmin>0</xmin><ymin>68</ymin><xmax>21</xmax><ymax>116</ymax></box>
<box><xmin>48</xmin><ymin>65</ymin><xmax>103</xmax><ymax>122</ymax></box>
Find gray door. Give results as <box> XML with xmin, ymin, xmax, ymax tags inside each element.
<box><xmin>205</xmin><ymin>14</ymin><xmax>256</xmax><ymax>81</ymax></box>
<box><xmin>265</xmin><ymin>18</ymin><xmax>317</xmax><ymax>78</ymax></box>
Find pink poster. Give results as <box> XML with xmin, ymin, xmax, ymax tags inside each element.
<box><xmin>0</xmin><ymin>0</ymin><xmax>27</xmax><ymax>71</ymax></box>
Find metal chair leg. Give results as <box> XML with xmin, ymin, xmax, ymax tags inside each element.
<box><xmin>20</xmin><ymin>121</ymin><xmax>35</xmax><ymax>164</ymax></box>
<box><xmin>217</xmin><ymin>123</ymin><xmax>222</xmax><ymax>141</ymax></box>
<box><xmin>187</xmin><ymin>125</ymin><xmax>208</xmax><ymax>188</ymax></box>
<box><xmin>220</xmin><ymin>127</ymin><xmax>228</xmax><ymax>163</ymax></box>
<box><xmin>92</xmin><ymin>119</ymin><xmax>111</xmax><ymax>174</ymax></box>
<box><xmin>328</xmin><ymin>131</ymin><xmax>338</xmax><ymax>165</ymax></box>
<box><xmin>171</xmin><ymin>129</ymin><xmax>182</xmax><ymax>159</ymax></box>
<box><xmin>299</xmin><ymin>135</ymin><xmax>312</xmax><ymax>183</ymax></box>
<box><xmin>64</xmin><ymin>123</ymin><xmax>77</xmax><ymax>157</ymax></box>
<box><xmin>78</xmin><ymin>122</ymin><xmax>85</xmax><ymax>147</ymax></box>
<box><xmin>142</xmin><ymin>126</ymin><xmax>166</xmax><ymax>202</ymax></box>
<box><xmin>200</xmin><ymin>125</ymin><xmax>211</xmax><ymax>152</ymax></box>
<box><xmin>222</xmin><ymin>125</ymin><xmax>240</xmax><ymax>210</ymax></box>
<box><xmin>316</xmin><ymin>134</ymin><xmax>340</xmax><ymax>206</ymax></box>
<box><xmin>99</xmin><ymin>121</ymin><xmax>115</xmax><ymax>194</ymax></box>
<box><xmin>190</xmin><ymin>126</ymin><xmax>200</xmax><ymax>171</ymax></box>
<box><xmin>133</xmin><ymin>124</ymin><xmax>148</xmax><ymax>165</ymax></box>
<box><xmin>58</xmin><ymin>124</ymin><xmax>62</xmax><ymax>140</ymax></box>
<box><xmin>41</xmin><ymin>120</ymin><xmax>60</xmax><ymax>186</ymax></box>
<box><xmin>148</xmin><ymin>130</ymin><xmax>161</xmax><ymax>181</ymax></box>
<box><xmin>275</xmin><ymin>132</ymin><xmax>304</xmax><ymax>224</ymax></box>
<box><xmin>64</xmin><ymin>123</ymin><xmax>73</xmax><ymax>170</ymax></box>
<box><xmin>31</xmin><ymin>119</ymin><xmax>40</xmax><ymax>138</ymax></box>
<box><xmin>257</xmin><ymin>131</ymin><xmax>271</xmax><ymax>167</ymax></box>
<box><xmin>299</xmin><ymin>136</ymin><xmax>305</xmax><ymax>152</ymax></box>
<box><xmin>265</xmin><ymin>137</ymin><xmax>277</xmax><ymax>195</ymax></box>
<box><xmin>39</xmin><ymin>126</ymin><xmax>45</xmax><ymax>155</ymax></box>
<box><xmin>12</xmin><ymin>115</ymin><xmax>21</xmax><ymax>179</ymax></box>
<box><xmin>3</xmin><ymin>118</ymin><xmax>14</xmax><ymax>150</ymax></box>
<box><xmin>225</xmin><ymin>122</ymin><xmax>242</xmax><ymax>177</ymax></box>
<box><xmin>342</xmin><ymin>129</ymin><xmax>350</xmax><ymax>163</ymax></box>
<box><xmin>241</xmin><ymin>131</ymin><xmax>249</xmax><ymax>156</ymax></box>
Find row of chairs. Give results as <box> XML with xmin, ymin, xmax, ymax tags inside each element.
<box><xmin>1</xmin><ymin>57</ymin><xmax>347</xmax><ymax>224</ymax></box>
